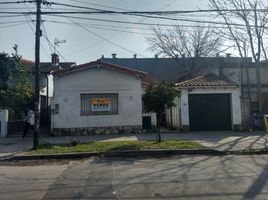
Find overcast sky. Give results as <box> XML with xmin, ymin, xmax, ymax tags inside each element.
<box><xmin>0</xmin><ymin>0</ymin><xmax>210</xmax><ymax>64</ymax></box>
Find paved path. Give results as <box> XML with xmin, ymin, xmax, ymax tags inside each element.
<box><xmin>0</xmin><ymin>132</ymin><xmax>267</xmax><ymax>158</ymax></box>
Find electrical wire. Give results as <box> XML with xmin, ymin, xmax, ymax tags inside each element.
<box><xmin>46</xmin><ymin>14</ymin><xmax>258</xmax><ymax>29</ymax></box>
<box><xmin>43</xmin><ymin>2</ymin><xmax>268</xmax><ymax>15</ymax></box>
<box><xmin>60</xmin><ymin>14</ymin><xmax>147</xmax><ymax>58</ymax></box>
<box><xmin>0</xmin><ymin>1</ymin><xmax>35</xmax><ymax>5</ymax></box>
<box><xmin>24</xmin><ymin>14</ymin><xmax>51</xmax><ymax>58</ymax></box>
<box><xmin>61</xmin><ymin>0</ymin><xmax>178</xmax><ymax>57</ymax></box>
<box><xmin>0</xmin><ymin>22</ymin><xmax>27</xmax><ymax>28</ymax></box>
<box><xmin>41</xmin><ymin>20</ymin><xmax>54</xmax><ymax>53</ymax></box>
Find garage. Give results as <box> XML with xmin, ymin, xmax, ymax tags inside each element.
<box><xmin>188</xmin><ymin>94</ymin><xmax>232</xmax><ymax>131</ymax></box>
<box><xmin>175</xmin><ymin>73</ymin><xmax>242</xmax><ymax>132</ymax></box>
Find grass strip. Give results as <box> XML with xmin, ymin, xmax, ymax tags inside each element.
<box><xmin>29</xmin><ymin>140</ymin><xmax>204</xmax><ymax>155</ymax></box>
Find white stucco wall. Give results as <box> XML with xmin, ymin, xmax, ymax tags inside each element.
<box><xmin>52</xmin><ymin>67</ymin><xmax>143</xmax><ymax>129</ymax></box>
<box><xmin>180</xmin><ymin>87</ymin><xmax>242</xmax><ymax>128</ymax></box>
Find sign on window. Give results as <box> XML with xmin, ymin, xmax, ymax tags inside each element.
<box><xmin>91</xmin><ymin>98</ymin><xmax>111</xmax><ymax>112</ymax></box>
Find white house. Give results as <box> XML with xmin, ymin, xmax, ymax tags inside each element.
<box><xmin>51</xmin><ymin>60</ymin><xmax>150</xmax><ymax>136</ymax></box>
<box><xmin>174</xmin><ymin>73</ymin><xmax>242</xmax><ymax>132</ymax></box>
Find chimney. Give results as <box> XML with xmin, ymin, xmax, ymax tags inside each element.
<box><xmin>101</xmin><ymin>55</ymin><xmax>104</xmax><ymax>59</ymax></box>
<box><xmin>51</xmin><ymin>53</ymin><xmax>59</xmax><ymax>68</ymax></box>
<box><xmin>216</xmin><ymin>53</ymin><xmax>220</xmax><ymax>57</ymax></box>
<box><xmin>112</xmin><ymin>53</ymin><xmax>117</xmax><ymax>59</ymax></box>
<box><xmin>133</xmin><ymin>54</ymin><xmax>137</xmax><ymax>59</ymax></box>
<box><xmin>175</xmin><ymin>54</ymin><xmax>178</xmax><ymax>58</ymax></box>
<box><xmin>155</xmin><ymin>54</ymin><xmax>158</xmax><ymax>58</ymax></box>
<box><xmin>182</xmin><ymin>54</ymin><xmax>185</xmax><ymax>58</ymax></box>
<box><xmin>226</xmin><ymin>53</ymin><xmax>231</xmax><ymax>58</ymax></box>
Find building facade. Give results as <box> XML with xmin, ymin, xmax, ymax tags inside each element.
<box><xmin>51</xmin><ymin>60</ymin><xmax>149</xmax><ymax>135</ymax></box>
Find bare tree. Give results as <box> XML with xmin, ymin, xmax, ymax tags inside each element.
<box><xmin>147</xmin><ymin>25</ymin><xmax>222</xmax><ymax>77</ymax></box>
<box><xmin>209</xmin><ymin>0</ymin><xmax>268</xmax><ymax>114</ymax></box>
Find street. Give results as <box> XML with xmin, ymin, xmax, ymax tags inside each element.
<box><xmin>1</xmin><ymin>155</ymin><xmax>268</xmax><ymax>200</ymax></box>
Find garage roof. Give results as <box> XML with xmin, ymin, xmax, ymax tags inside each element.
<box><xmin>175</xmin><ymin>73</ymin><xmax>238</xmax><ymax>88</ymax></box>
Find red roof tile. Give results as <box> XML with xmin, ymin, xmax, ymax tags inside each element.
<box><xmin>175</xmin><ymin>73</ymin><xmax>238</xmax><ymax>88</ymax></box>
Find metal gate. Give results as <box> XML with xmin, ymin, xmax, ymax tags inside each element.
<box><xmin>188</xmin><ymin>94</ymin><xmax>232</xmax><ymax>131</ymax></box>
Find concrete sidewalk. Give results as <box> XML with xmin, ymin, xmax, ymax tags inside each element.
<box><xmin>0</xmin><ymin>132</ymin><xmax>267</xmax><ymax>158</ymax></box>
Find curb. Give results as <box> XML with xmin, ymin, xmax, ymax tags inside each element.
<box><xmin>2</xmin><ymin>148</ymin><xmax>268</xmax><ymax>162</ymax></box>
<box><xmin>0</xmin><ymin>149</ymin><xmax>221</xmax><ymax>161</ymax></box>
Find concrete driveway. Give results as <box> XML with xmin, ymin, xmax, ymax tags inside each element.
<box><xmin>0</xmin><ymin>131</ymin><xmax>267</xmax><ymax>158</ymax></box>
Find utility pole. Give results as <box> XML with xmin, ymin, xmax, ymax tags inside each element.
<box><xmin>33</xmin><ymin>0</ymin><xmax>41</xmax><ymax>149</ymax></box>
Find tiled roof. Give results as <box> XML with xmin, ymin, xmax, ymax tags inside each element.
<box><xmin>53</xmin><ymin>60</ymin><xmax>150</xmax><ymax>82</ymax></box>
<box><xmin>175</xmin><ymin>73</ymin><xmax>238</xmax><ymax>88</ymax></box>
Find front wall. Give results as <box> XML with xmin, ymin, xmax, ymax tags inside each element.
<box><xmin>52</xmin><ymin>67</ymin><xmax>142</xmax><ymax>129</ymax></box>
<box><xmin>180</xmin><ymin>87</ymin><xmax>242</xmax><ymax>131</ymax></box>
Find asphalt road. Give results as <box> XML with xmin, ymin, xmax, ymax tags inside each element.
<box><xmin>1</xmin><ymin>155</ymin><xmax>268</xmax><ymax>200</ymax></box>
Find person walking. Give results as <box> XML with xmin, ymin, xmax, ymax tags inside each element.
<box><xmin>22</xmin><ymin>109</ymin><xmax>35</xmax><ymax>139</ymax></box>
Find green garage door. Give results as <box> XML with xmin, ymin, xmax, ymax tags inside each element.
<box><xmin>188</xmin><ymin>94</ymin><xmax>232</xmax><ymax>131</ymax></box>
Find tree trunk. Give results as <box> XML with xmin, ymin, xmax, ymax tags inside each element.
<box><xmin>156</xmin><ymin>113</ymin><xmax>161</xmax><ymax>142</ymax></box>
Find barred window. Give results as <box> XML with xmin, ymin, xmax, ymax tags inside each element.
<box><xmin>81</xmin><ymin>93</ymin><xmax>119</xmax><ymax>116</ymax></box>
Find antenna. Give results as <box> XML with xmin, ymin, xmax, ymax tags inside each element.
<box><xmin>54</xmin><ymin>38</ymin><xmax>66</xmax><ymax>54</ymax></box>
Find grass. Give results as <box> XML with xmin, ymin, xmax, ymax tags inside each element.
<box><xmin>29</xmin><ymin>140</ymin><xmax>204</xmax><ymax>155</ymax></box>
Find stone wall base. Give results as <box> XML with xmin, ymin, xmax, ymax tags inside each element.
<box><xmin>52</xmin><ymin>125</ymin><xmax>142</xmax><ymax>136</ymax></box>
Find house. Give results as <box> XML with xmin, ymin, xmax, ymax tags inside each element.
<box><xmin>175</xmin><ymin>73</ymin><xmax>241</xmax><ymax>132</ymax></box>
<box><xmin>51</xmin><ymin>60</ymin><xmax>152</xmax><ymax>135</ymax></box>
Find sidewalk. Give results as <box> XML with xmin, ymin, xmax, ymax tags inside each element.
<box><xmin>0</xmin><ymin>132</ymin><xmax>267</xmax><ymax>159</ymax></box>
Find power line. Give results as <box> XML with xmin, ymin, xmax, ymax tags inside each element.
<box><xmin>3</xmin><ymin>8</ymin><xmax>268</xmax><ymax>15</ymax></box>
<box><xmin>0</xmin><ymin>22</ymin><xmax>27</xmax><ymax>28</ymax></box>
<box><xmin>24</xmin><ymin>2</ymin><xmax>67</xmax><ymax>61</ymax></box>
<box><xmin>62</xmin><ymin>0</ymin><xmax>178</xmax><ymax>57</ymax></box>
<box><xmin>23</xmin><ymin>3</ymin><xmax>52</xmax><ymax>58</ymax></box>
<box><xmin>67</xmin><ymin>0</ymin><xmax>132</xmax><ymax>11</ymax></box>
<box><xmin>46</xmin><ymin>20</ymin><xmax>154</xmax><ymax>36</ymax></box>
<box><xmin>0</xmin><ymin>14</ymin><xmax>26</xmax><ymax>18</ymax></box>
<box><xmin>48</xmin><ymin>8</ymin><xmax>147</xmax><ymax>58</ymax></box>
<box><xmin>24</xmin><ymin>14</ymin><xmax>51</xmax><ymax>58</ymax></box>
<box><xmin>42</xmin><ymin>31</ymin><xmax>68</xmax><ymax>61</ymax></box>
<box><xmin>45</xmin><ymin>19</ymin><xmax>238</xmax><ymax>33</ymax></box>
<box><xmin>0</xmin><ymin>1</ymin><xmax>35</xmax><ymax>4</ymax></box>
<box><xmin>41</xmin><ymin>20</ymin><xmax>54</xmax><ymax>53</ymax></box>
<box><xmin>46</xmin><ymin>14</ymin><xmax>258</xmax><ymax>29</ymax></box>
<box><xmin>43</xmin><ymin>2</ymin><xmax>268</xmax><ymax>15</ymax></box>
<box><xmin>0</xmin><ymin>20</ymin><xmax>28</xmax><ymax>24</ymax></box>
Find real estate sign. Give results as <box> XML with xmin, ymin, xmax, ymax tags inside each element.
<box><xmin>91</xmin><ymin>98</ymin><xmax>111</xmax><ymax>112</ymax></box>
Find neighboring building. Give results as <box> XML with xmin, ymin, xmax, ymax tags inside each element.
<box><xmin>51</xmin><ymin>60</ymin><xmax>151</xmax><ymax>135</ymax></box>
<box><xmin>20</xmin><ymin>53</ymin><xmax>76</xmax><ymax>127</ymax></box>
<box><xmin>0</xmin><ymin>53</ymin><xmax>76</xmax><ymax>126</ymax></box>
